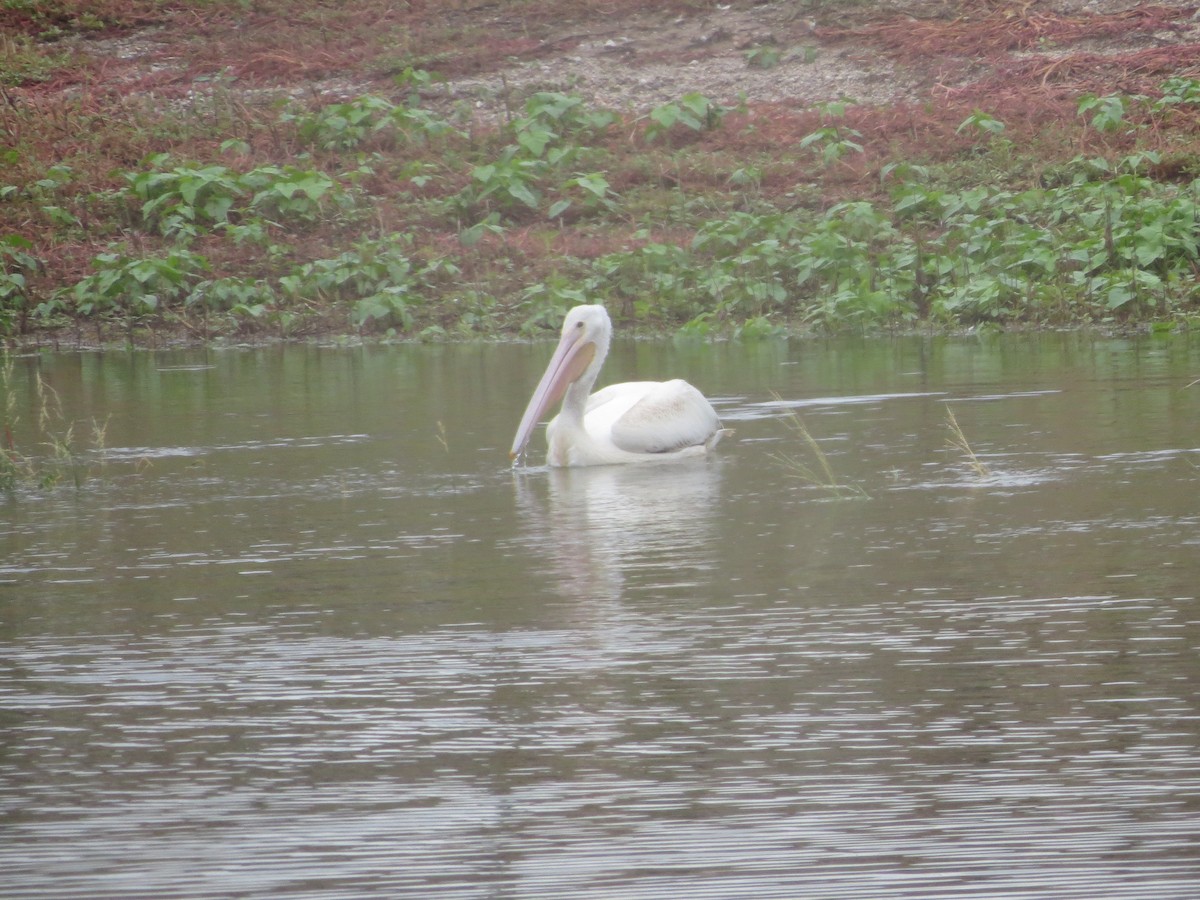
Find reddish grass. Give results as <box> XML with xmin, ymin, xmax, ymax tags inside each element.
<box><xmin>0</xmin><ymin>0</ymin><xmax>165</xmax><ymax>36</ymax></box>
<box><xmin>831</xmin><ymin>2</ymin><xmax>1193</xmax><ymax>62</ymax></box>
<box><xmin>974</xmin><ymin>41</ymin><xmax>1200</xmax><ymax>98</ymax></box>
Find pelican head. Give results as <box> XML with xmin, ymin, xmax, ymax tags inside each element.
<box><xmin>510</xmin><ymin>305</ymin><xmax>612</xmax><ymax>460</ymax></box>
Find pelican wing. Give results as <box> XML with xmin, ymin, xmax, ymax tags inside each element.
<box><xmin>601</xmin><ymin>379</ymin><xmax>721</xmax><ymax>454</ymax></box>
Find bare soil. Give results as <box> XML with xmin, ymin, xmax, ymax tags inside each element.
<box><xmin>65</xmin><ymin>1</ymin><xmax>1200</xmax><ymax>118</ymax></box>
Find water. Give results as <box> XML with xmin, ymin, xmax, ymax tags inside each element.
<box><xmin>2</xmin><ymin>334</ymin><xmax>1199</xmax><ymax>898</ymax></box>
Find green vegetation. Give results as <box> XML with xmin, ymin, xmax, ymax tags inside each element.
<box><xmin>2</xmin><ymin>0</ymin><xmax>1200</xmax><ymax>344</ymax></box>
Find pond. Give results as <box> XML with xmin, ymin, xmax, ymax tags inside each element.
<box><xmin>2</xmin><ymin>332</ymin><xmax>1199</xmax><ymax>899</ymax></box>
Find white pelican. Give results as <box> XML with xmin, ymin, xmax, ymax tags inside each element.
<box><xmin>510</xmin><ymin>305</ymin><xmax>726</xmax><ymax>467</ymax></box>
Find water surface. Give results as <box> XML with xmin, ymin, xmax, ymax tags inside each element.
<box><xmin>3</xmin><ymin>334</ymin><xmax>1199</xmax><ymax>898</ymax></box>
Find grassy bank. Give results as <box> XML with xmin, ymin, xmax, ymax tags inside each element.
<box><xmin>3</xmin><ymin>0</ymin><xmax>1200</xmax><ymax>344</ymax></box>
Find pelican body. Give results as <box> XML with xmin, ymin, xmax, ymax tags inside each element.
<box><xmin>510</xmin><ymin>305</ymin><xmax>725</xmax><ymax>467</ymax></box>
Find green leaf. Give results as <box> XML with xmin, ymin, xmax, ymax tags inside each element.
<box><xmin>517</xmin><ymin>127</ymin><xmax>553</xmax><ymax>157</ymax></box>
<box><xmin>178</xmin><ymin>176</ymin><xmax>202</xmax><ymax>206</ymax></box>
<box><xmin>1105</xmin><ymin>284</ymin><xmax>1135</xmax><ymax>308</ymax></box>
<box><xmin>574</xmin><ymin>173</ymin><xmax>609</xmax><ymax>198</ymax></box>
<box><xmin>203</xmin><ymin>195</ymin><xmax>234</xmax><ymax>223</ymax></box>
<box><xmin>680</xmin><ymin>92</ymin><xmax>710</xmax><ymax>115</ymax></box>
<box><xmin>1</xmin><ymin>234</ymin><xmax>33</xmax><ymax>250</ymax></box>
<box><xmin>506</xmin><ymin>180</ymin><xmax>539</xmax><ymax>208</ymax></box>
<box><xmin>1134</xmin><ymin>224</ymin><xmax>1165</xmax><ymax>267</ymax></box>
<box><xmin>296</xmin><ymin>175</ymin><xmax>331</xmax><ymax>200</ymax></box>
<box><xmin>649</xmin><ymin>104</ymin><xmax>679</xmax><ymax>129</ymax></box>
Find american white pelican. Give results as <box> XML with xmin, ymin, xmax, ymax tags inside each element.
<box><xmin>510</xmin><ymin>305</ymin><xmax>726</xmax><ymax>467</ymax></box>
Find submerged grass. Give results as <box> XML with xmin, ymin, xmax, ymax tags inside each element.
<box><xmin>2</xmin><ymin>1</ymin><xmax>1200</xmax><ymax>344</ymax></box>
<box><xmin>944</xmin><ymin>405</ymin><xmax>990</xmax><ymax>479</ymax></box>
<box><xmin>1</xmin><ymin>353</ymin><xmax>106</xmax><ymax>491</ymax></box>
<box><xmin>770</xmin><ymin>401</ymin><xmax>868</xmax><ymax>500</ymax></box>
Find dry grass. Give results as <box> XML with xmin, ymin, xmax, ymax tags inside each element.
<box><xmin>944</xmin><ymin>405</ymin><xmax>990</xmax><ymax>479</ymax></box>
<box><xmin>770</xmin><ymin>398</ymin><xmax>868</xmax><ymax>500</ymax></box>
<box><xmin>835</xmin><ymin>2</ymin><xmax>1192</xmax><ymax>61</ymax></box>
